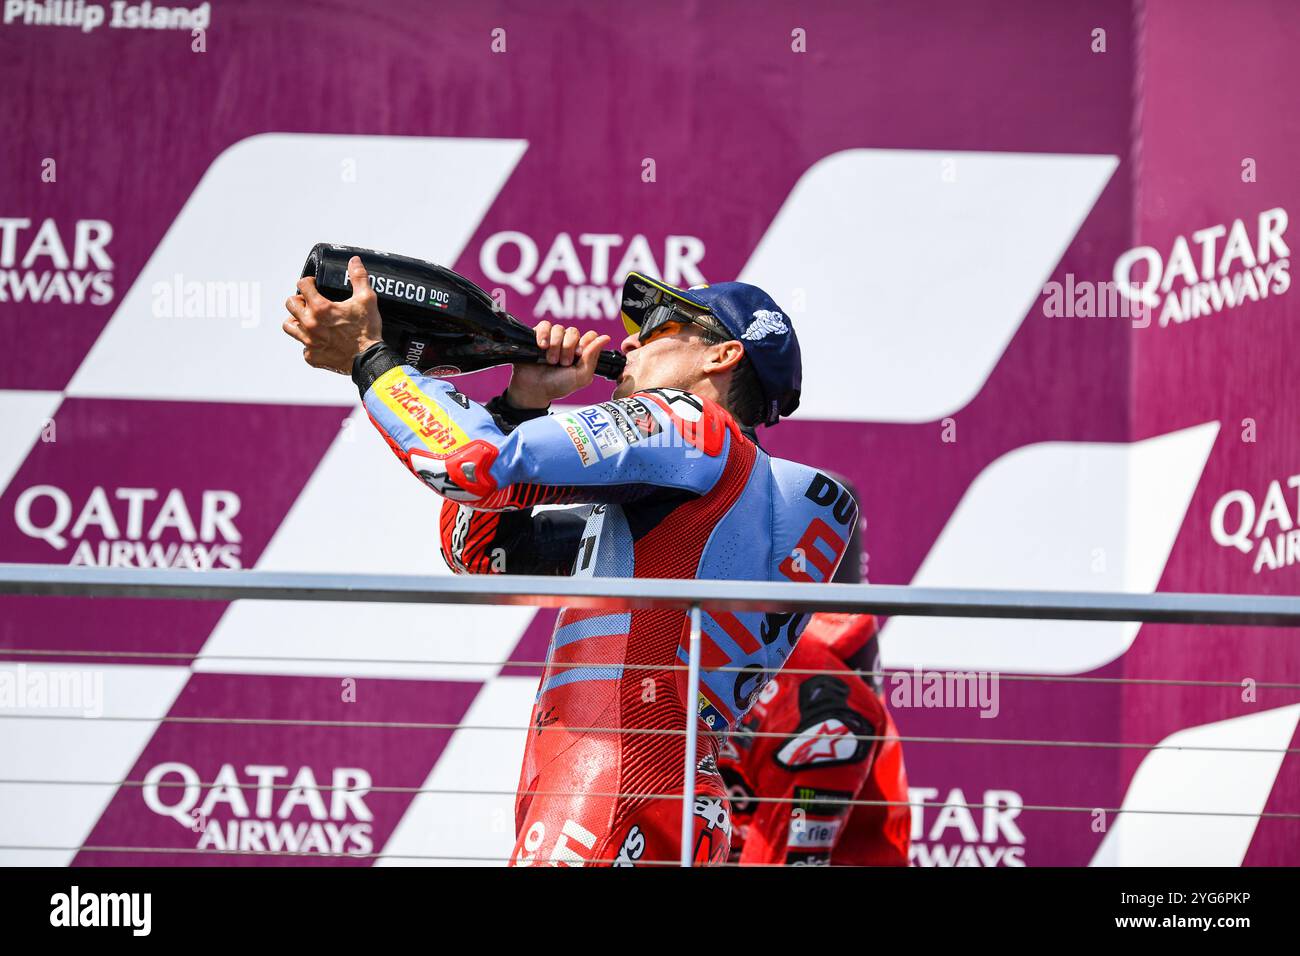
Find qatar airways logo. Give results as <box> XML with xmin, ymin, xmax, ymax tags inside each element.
<box><xmin>479</xmin><ymin>231</ymin><xmax>706</xmax><ymax>320</ymax></box>
<box><xmin>909</xmin><ymin>785</ymin><xmax>1026</xmax><ymax>867</ymax></box>
<box><xmin>1211</xmin><ymin>474</ymin><xmax>1300</xmax><ymax>574</ymax></box>
<box><xmin>14</xmin><ymin>485</ymin><xmax>242</xmax><ymax>568</ymax></box>
<box><xmin>0</xmin><ymin>217</ymin><xmax>114</xmax><ymax>305</ymax></box>
<box><xmin>143</xmin><ymin>762</ymin><xmax>374</xmax><ymax>857</ymax></box>
<box><xmin>1113</xmin><ymin>207</ymin><xmax>1290</xmax><ymax>328</ymax></box>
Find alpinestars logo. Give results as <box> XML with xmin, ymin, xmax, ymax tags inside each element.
<box><xmin>742</xmin><ymin>309</ymin><xmax>788</xmax><ymax>340</ymax></box>
<box><xmin>693</xmin><ymin>795</ymin><xmax>732</xmax><ymax>839</ymax></box>
<box><xmin>775</xmin><ymin>716</ymin><xmax>866</xmax><ymax>768</ymax></box>
<box><xmin>613</xmin><ymin>825</ymin><xmax>645</xmax><ymax>866</ymax></box>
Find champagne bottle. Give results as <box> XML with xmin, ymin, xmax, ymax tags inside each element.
<box><xmin>300</xmin><ymin>243</ymin><xmax>626</xmax><ymax>380</ymax></box>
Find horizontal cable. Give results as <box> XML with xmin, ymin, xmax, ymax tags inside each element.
<box><xmin>3</xmin><ymin>565</ymin><xmax>1299</xmax><ymax>625</ymax></box>
<box><xmin>0</xmin><ymin>844</ymin><xmax>776</xmax><ymax>865</ymax></box>
<box><xmin>0</xmin><ymin>785</ymin><xmax>1291</xmax><ymax>819</ymax></box>
<box><xmin>0</xmin><ymin>715</ymin><xmax>1296</xmax><ymax>755</ymax></box>
<box><xmin>1</xmin><ymin>647</ymin><xmax>1294</xmax><ymax>690</ymax></box>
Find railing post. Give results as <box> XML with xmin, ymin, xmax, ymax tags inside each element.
<box><xmin>680</xmin><ymin>603</ymin><xmax>702</xmax><ymax>867</ymax></box>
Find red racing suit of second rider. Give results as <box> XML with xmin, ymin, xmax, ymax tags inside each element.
<box><xmin>719</xmin><ymin>612</ymin><xmax>911</xmax><ymax>866</ymax></box>
<box><xmin>352</xmin><ymin>343</ymin><xmax>858</xmax><ymax>866</ymax></box>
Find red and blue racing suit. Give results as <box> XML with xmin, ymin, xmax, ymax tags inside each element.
<box><xmin>353</xmin><ymin>343</ymin><xmax>857</xmax><ymax>866</ymax></box>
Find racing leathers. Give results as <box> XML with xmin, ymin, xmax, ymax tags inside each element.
<box><xmin>718</xmin><ymin>612</ymin><xmax>910</xmax><ymax>866</ymax></box>
<box><xmin>352</xmin><ymin>342</ymin><xmax>858</xmax><ymax>866</ymax></box>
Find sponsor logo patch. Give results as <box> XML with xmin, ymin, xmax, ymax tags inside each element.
<box><xmin>742</xmin><ymin>308</ymin><xmax>788</xmax><ymax>340</ymax></box>
<box><xmin>405</xmin><ymin>339</ymin><xmax>427</xmax><ymax>365</ymax></box>
<box><xmin>556</xmin><ymin>413</ymin><xmax>598</xmax><ymax>467</ymax></box>
<box><xmin>623</xmin><ymin>397</ymin><xmax>662</xmax><ymax>438</ymax></box>
<box><xmin>613</xmin><ymin>825</ymin><xmax>646</xmax><ymax>867</ymax></box>
<box><xmin>409</xmin><ymin>451</ymin><xmax>478</xmax><ymax>502</ymax></box>
<box><xmin>788</xmin><ymin>815</ymin><xmax>842</xmax><ymax>850</ymax></box>
<box><xmin>792</xmin><ymin>785</ymin><xmax>854</xmax><ymax>815</ymax></box>
<box><xmin>534</xmin><ymin>706</ymin><xmax>559</xmax><ymax>736</ymax></box>
<box><xmin>775</xmin><ymin>714</ymin><xmax>869</xmax><ymax>769</ymax></box>
<box><xmin>641</xmin><ymin>387</ymin><xmax>703</xmax><ymax>422</ymax></box>
<box><xmin>373</xmin><ymin>368</ymin><xmax>470</xmax><ymax>453</ymax></box>
<box><xmin>598</xmin><ymin>401</ymin><xmax>645</xmax><ymax>448</ymax></box>
<box><xmin>693</xmin><ymin>795</ymin><xmax>732</xmax><ymax>838</ymax></box>
<box><xmin>788</xmin><ymin>852</ymin><xmax>832</xmax><ymax>866</ymax></box>
<box><xmin>576</xmin><ymin>405</ymin><xmax>628</xmax><ymax>459</ymax></box>
<box><xmin>697</xmin><ymin>693</ymin><xmax>726</xmax><ymax>731</ymax></box>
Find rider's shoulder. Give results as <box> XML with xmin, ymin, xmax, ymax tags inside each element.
<box><xmin>628</xmin><ymin>387</ymin><xmax>733</xmax><ymax>458</ymax></box>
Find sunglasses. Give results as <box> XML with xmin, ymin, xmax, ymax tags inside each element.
<box><xmin>637</xmin><ymin>301</ymin><xmax>732</xmax><ymax>346</ymax></box>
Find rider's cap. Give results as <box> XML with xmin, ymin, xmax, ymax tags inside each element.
<box><xmin>620</xmin><ymin>272</ymin><xmax>802</xmax><ymax>426</ymax></box>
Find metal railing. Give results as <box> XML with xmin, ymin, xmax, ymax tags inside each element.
<box><xmin>2</xmin><ymin>563</ymin><xmax>1299</xmax><ymax>867</ymax></box>
<box><xmin>4</xmin><ymin>565</ymin><xmax>1300</xmax><ymax>624</ymax></box>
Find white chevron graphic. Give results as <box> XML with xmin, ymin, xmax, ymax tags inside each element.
<box><xmin>0</xmin><ymin>390</ymin><xmax>63</xmax><ymax>497</ymax></box>
<box><xmin>0</xmin><ymin>664</ymin><xmax>190</xmax><ymax>866</ymax></box>
<box><xmin>881</xmin><ymin>422</ymin><xmax>1220</xmax><ymax>674</ymax></box>
<box><xmin>376</xmin><ymin>676</ymin><xmax>536</xmax><ymax>867</ymax></box>
<box><xmin>193</xmin><ymin>405</ymin><xmax>536</xmax><ymax>682</ymax></box>
<box><xmin>1090</xmin><ymin>704</ymin><xmax>1300</xmax><ymax>867</ymax></box>
<box><xmin>742</xmin><ymin>149</ymin><xmax>1118</xmax><ymax>423</ymax></box>
<box><xmin>67</xmin><ymin>133</ymin><xmax>528</xmax><ymax>405</ymax></box>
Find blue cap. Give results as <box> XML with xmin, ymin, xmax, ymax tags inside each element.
<box><xmin>620</xmin><ymin>272</ymin><xmax>802</xmax><ymax>426</ymax></box>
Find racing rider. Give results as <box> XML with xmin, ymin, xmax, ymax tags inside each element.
<box><xmin>284</xmin><ymin>256</ymin><xmax>858</xmax><ymax>866</ymax></box>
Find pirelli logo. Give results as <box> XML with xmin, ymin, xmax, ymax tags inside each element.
<box><xmin>373</xmin><ymin>368</ymin><xmax>470</xmax><ymax>454</ymax></box>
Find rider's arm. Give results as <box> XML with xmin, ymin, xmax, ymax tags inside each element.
<box><xmin>352</xmin><ymin>343</ymin><xmax>730</xmax><ymax>510</ymax></box>
<box><xmin>772</xmin><ymin>759</ymin><xmax>876</xmax><ymax>866</ymax></box>
<box><xmin>435</xmin><ymin>391</ymin><xmax>588</xmax><ymax>575</ymax></box>
<box><xmin>439</xmin><ymin>501</ymin><xmax>589</xmax><ymax>576</ymax></box>
<box><xmin>742</xmin><ymin>687</ymin><xmax>881</xmax><ymax>866</ymax></box>
<box><xmin>352</xmin><ymin>343</ymin><xmax>730</xmax><ymax>576</ymax></box>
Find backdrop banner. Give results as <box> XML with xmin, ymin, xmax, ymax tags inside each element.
<box><xmin>0</xmin><ymin>0</ymin><xmax>1296</xmax><ymax>866</ymax></box>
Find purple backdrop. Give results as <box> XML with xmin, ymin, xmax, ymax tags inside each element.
<box><xmin>1</xmin><ymin>0</ymin><xmax>1296</xmax><ymax>866</ymax></box>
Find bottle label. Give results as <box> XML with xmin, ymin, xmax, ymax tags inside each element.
<box><xmin>404</xmin><ymin>339</ymin><xmax>427</xmax><ymax>366</ymax></box>
<box><xmin>350</xmin><ymin>269</ymin><xmax>467</xmax><ymax>316</ymax></box>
